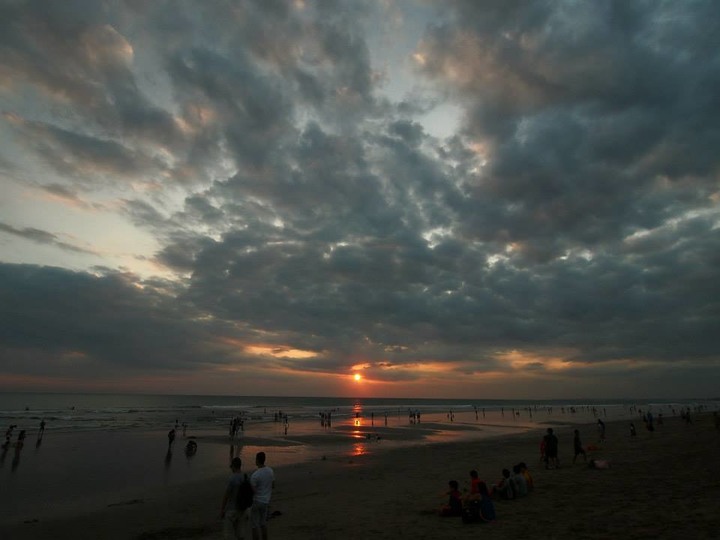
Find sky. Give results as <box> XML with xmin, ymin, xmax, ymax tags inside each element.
<box><xmin>1</xmin><ymin>0</ymin><xmax>719</xmax><ymax>400</ymax></box>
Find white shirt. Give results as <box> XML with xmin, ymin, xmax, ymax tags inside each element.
<box><xmin>250</xmin><ymin>466</ymin><xmax>274</xmax><ymax>504</ymax></box>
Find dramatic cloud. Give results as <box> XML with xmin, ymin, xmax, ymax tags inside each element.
<box><xmin>1</xmin><ymin>1</ymin><xmax>719</xmax><ymax>398</ymax></box>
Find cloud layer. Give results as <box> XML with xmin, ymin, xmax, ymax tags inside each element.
<box><xmin>1</xmin><ymin>1</ymin><xmax>719</xmax><ymax>398</ymax></box>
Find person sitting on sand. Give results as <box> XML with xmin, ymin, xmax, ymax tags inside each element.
<box><xmin>439</xmin><ymin>480</ymin><xmax>463</xmax><ymax>516</ymax></box>
<box><xmin>462</xmin><ymin>479</ymin><xmax>496</xmax><ymax>523</ymax></box>
<box><xmin>492</xmin><ymin>469</ymin><xmax>515</xmax><ymax>500</ymax></box>
<box><xmin>512</xmin><ymin>464</ymin><xmax>528</xmax><ymax>496</ymax></box>
<box><xmin>517</xmin><ymin>462</ymin><xmax>534</xmax><ymax>491</ymax></box>
<box><xmin>464</xmin><ymin>470</ymin><xmax>482</xmax><ymax>503</ymax></box>
<box><xmin>477</xmin><ymin>481</ymin><xmax>496</xmax><ymax>521</ymax></box>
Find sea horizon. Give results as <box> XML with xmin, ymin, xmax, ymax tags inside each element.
<box><xmin>3</xmin><ymin>389</ymin><xmax>718</xmax><ymax>401</ymax></box>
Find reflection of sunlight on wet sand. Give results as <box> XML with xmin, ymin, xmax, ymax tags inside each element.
<box><xmin>351</xmin><ymin>442</ymin><xmax>367</xmax><ymax>457</ymax></box>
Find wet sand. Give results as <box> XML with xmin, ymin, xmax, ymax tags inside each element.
<box><xmin>3</xmin><ymin>412</ymin><xmax>719</xmax><ymax>539</ymax></box>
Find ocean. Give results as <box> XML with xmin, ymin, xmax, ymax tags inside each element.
<box><xmin>1</xmin><ymin>392</ymin><xmax>712</xmax><ymax>435</ymax></box>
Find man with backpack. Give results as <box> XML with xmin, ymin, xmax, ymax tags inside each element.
<box><xmin>220</xmin><ymin>457</ymin><xmax>253</xmax><ymax>540</ymax></box>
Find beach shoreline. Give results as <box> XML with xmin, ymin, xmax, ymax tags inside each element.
<box><xmin>3</xmin><ymin>412</ymin><xmax>719</xmax><ymax>539</ymax></box>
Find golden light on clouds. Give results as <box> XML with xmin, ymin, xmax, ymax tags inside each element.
<box><xmin>244</xmin><ymin>343</ymin><xmax>317</xmax><ymax>359</ymax></box>
<box><xmin>496</xmin><ymin>349</ymin><xmax>573</xmax><ymax>371</ymax></box>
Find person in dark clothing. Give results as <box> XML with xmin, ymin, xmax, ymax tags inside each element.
<box><xmin>544</xmin><ymin>428</ymin><xmax>559</xmax><ymax>469</ymax></box>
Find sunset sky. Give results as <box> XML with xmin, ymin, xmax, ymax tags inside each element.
<box><xmin>1</xmin><ymin>1</ymin><xmax>719</xmax><ymax>399</ymax></box>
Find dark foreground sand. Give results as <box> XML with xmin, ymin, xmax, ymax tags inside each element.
<box><xmin>5</xmin><ymin>413</ymin><xmax>719</xmax><ymax>540</ymax></box>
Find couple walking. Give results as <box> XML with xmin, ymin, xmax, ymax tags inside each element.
<box><xmin>221</xmin><ymin>451</ymin><xmax>275</xmax><ymax>540</ymax></box>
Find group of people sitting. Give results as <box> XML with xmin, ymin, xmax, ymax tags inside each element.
<box><xmin>439</xmin><ymin>462</ymin><xmax>534</xmax><ymax>523</ymax></box>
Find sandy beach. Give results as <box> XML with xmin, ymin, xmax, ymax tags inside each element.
<box><xmin>2</xmin><ymin>411</ymin><xmax>719</xmax><ymax>539</ymax></box>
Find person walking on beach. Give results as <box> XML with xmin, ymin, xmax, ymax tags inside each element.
<box><xmin>221</xmin><ymin>457</ymin><xmax>250</xmax><ymax>540</ymax></box>
<box><xmin>597</xmin><ymin>419</ymin><xmax>606</xmax><ymax>442</ymax></box>
<box><xmin>250</xmin><ymin>451</ymin><xmax>275</xmax><ymax>540</ymax></box>
<box><xmin>573</xmin><ymin>429</ymin><xmax>587</xmax><ymax>464</ymax></box>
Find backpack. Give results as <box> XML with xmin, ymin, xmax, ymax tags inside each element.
<box><xmin>236</xmin><ymin>474</ymin><xmax>254</xmax><ymax>510</ymax></box>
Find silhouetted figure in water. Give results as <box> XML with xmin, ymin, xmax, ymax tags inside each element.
<box><xmin>3</xmin><ymin>424</ymin><xmax>17</xmax><ymax>448</ymax></box>
<box><xmin>12</xmin><ymin>432</ymin><xmax>26</xmax><ymax>472</ymax></box>
<box><xmin>185</xmin><ymin>440</ymin><xmax>198</xmax><ymax>457</ymax></box>
<box><xmin>168</xmin><ymin>429</ymin><xmax>176</xmax><ymax>449</ymax></box>
<box><xmin>0</xmin><ymin>444</ymin><xmax>8</xmax><ymax>466</ymax></box>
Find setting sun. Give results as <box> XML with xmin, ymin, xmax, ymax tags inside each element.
<box><xmin>353</xmin><ymin>373</ymin><xmax>362</xmax><ymax>382</ymax></box>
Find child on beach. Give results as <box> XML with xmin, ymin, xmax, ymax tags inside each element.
<box><xmin>439</xmin><ymin>480</ymin><xmax>463</xmax><ymax>517</ymax></box>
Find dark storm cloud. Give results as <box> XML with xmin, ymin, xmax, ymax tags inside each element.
<box><xmin>0</xmin><ymin>263</ymin><xmax>244</xmax><ymax>379</ymax></box>
<box><xmin>2</xmin><ymin>1</ymin><xmax>719</xmax><ymax>396</ymax></box>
